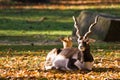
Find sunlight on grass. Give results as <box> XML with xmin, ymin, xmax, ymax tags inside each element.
<box><xmin>0</xmin><ymin>30</ymin><xmax>72</xmax><ymax>36</ymax></box>
<box><xmin>1</xmin><ymin>8</ymin><xmax>120</xmax><ymax>42</ymax></box>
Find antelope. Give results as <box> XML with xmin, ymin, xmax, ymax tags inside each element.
<box><xmin>44</xmin><ymin>36</ymin><xmax>73</xmax><ymax>70</ymax></box>
<box><xmin>44</xmin><ymin>16</ymin><xmax>98</xmax><ymax>71</ymax></box>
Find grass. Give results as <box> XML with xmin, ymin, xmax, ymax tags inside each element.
<box><xmin>0</xmin><ymin>9</ymin><xmax>76</xmax><ymax>42</ymax></box>
<box><xmin>0</xmin><ymin>8</ymin><xmax>120</xmax><ymax>42</ymax></box>
<box><xmin>0</xmin><ymin>6</ymin><xmax>120</xmax><ymax>79</ymax></box>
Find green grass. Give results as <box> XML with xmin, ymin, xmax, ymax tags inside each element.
<box><xmin>0</xmin><ymin>8</ymin><xmax>120</xmax><ymax>54</ymax></box>
<box><xmin>0</xmin><ymin>9</ymin><xmax>76</xmax><ymax>42</ymax></box>
<box><xmin>0</xmin><ymin>45</ymin><xmax>62</xmax><ymax>52</ymax></box>
<box><xmin>0</xmin><ymin>8</ymin><xmax>120</xmax><ymax>42</ymax></box>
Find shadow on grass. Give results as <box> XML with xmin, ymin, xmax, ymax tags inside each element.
<box><xmin>0</xmin><ymin>8</ymin><xmax>120</xmax><ymax>31</ymax></box>
<box><xmin>0</xmin><ymin>8</ymin><xmax>120</xmax><ymax>42</ymax></box>
<box><xmin>0</xmin><ymin>35</ymin><xmax>66</xmax><ymax>42</ymax></box>
<box><xmin>0</xmin><ymin>45</ymin><xmax>63</xmax><ymax>57</ymax></box>
<box><xmin>0</xmin><ymin>18</ymin><xmax>73</xmax><ymax>31</ymax></box>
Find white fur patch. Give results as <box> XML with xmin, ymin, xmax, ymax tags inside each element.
<box><xmin>44</xmin><ymin>49</ymin><xmax>58</xmax><ymax>70</ymax></box>
<box><xmin>55</xmin><ymin>55</ymin><xmax>65</xmax><ymax>60</ymax></box>
<box><xmin>53</xmin><ymin>56</ymin><xmax>70</xmax><ymax>70</ymax></box>
<box><xmin>45</xmin><ymin>65</ymin><xmax>53</xmax><ymax>70</ymax></box>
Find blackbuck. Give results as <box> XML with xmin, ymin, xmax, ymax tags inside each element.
<box><xmin>44</xmin><ymin>16</ymin><xmax>98</xmax><ymax>71</ymax></box>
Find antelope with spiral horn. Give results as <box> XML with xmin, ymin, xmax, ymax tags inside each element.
<box><xmin>44</xmin><ymin>16</ymin><xmax>99</xmax><ymax>70</ymax></box>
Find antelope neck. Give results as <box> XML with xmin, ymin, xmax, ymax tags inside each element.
<box><xmin>79</xmin><ymin>47</ymin><xmax>93</xmax><ymax>62</ymax></box>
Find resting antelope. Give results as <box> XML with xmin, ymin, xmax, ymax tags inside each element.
<box><xmin>44</xmin><ymin>36</ymin><xmax>73</xmax><ymax>70</ymax></box>
<box><xmin>44</xmin><ymin>16</ymin><xmax>98</xmax><ymax>70</ymax></box>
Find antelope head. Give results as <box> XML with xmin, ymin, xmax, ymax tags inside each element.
<box><xmin>73</xmin><ymin>16</ymin><xmax>98</xmax><ymax>52</ymax></box>
<box><xmin>60</xmin><ymin>36</ymin><xmax>73</xmax><ymax>48</ymax></box>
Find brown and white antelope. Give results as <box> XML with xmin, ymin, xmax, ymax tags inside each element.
<box><xmin>44</xmin><ymin>36</ymin><xmax>73</xmax><ymax>70</ymax></box>
<box><xmin>44</xmin><ymin>16</ymin><xmax>98</xmax><ymax>71</ymax></box>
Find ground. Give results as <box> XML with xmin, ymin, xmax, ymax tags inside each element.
<box><xmin>0</xmin><ymin>42</ymin><xmax>119</xmax><ymax>79</ymax></box>
<box><xmin>0</xmin><ymin>4</ymin><xmax>120</xmax><ymax>80</ymax></box>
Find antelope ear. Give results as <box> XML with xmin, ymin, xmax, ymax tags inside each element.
<box><xmin>59</xmin><ymin>37</ymin><xmax>64</xmax><ymax>42</ymax></box>
<box><xmin>68</xmin><ymin>36</ymin><xmax>72</xmax><ymax>41</ymax></box>
<box><xmin>87</xmin><ymin>38</ymin><xmax>96</xmax><ymax>44</ymax></box>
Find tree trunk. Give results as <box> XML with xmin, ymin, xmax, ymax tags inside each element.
<box><xmin>72</xmin><ymin>11</ymin><xmax>120</xmax><ymax>42</ymax></box>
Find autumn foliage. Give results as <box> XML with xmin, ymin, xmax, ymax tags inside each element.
<box><xmin>0</xmin><ymin>49</ymin><xmax>119</xmax><ymax>79</ymax></box>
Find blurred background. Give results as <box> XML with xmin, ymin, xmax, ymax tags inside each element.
<box><xmin>0</xmin><ymin>0</ymin><xmax>120</xmax><ymax>51</ymax></box>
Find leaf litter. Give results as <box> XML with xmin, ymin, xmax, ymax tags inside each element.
<box><xmin>0</xmin><ymin>50</ymin><xmax>119</xmax><ymax>80</ymax></box>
